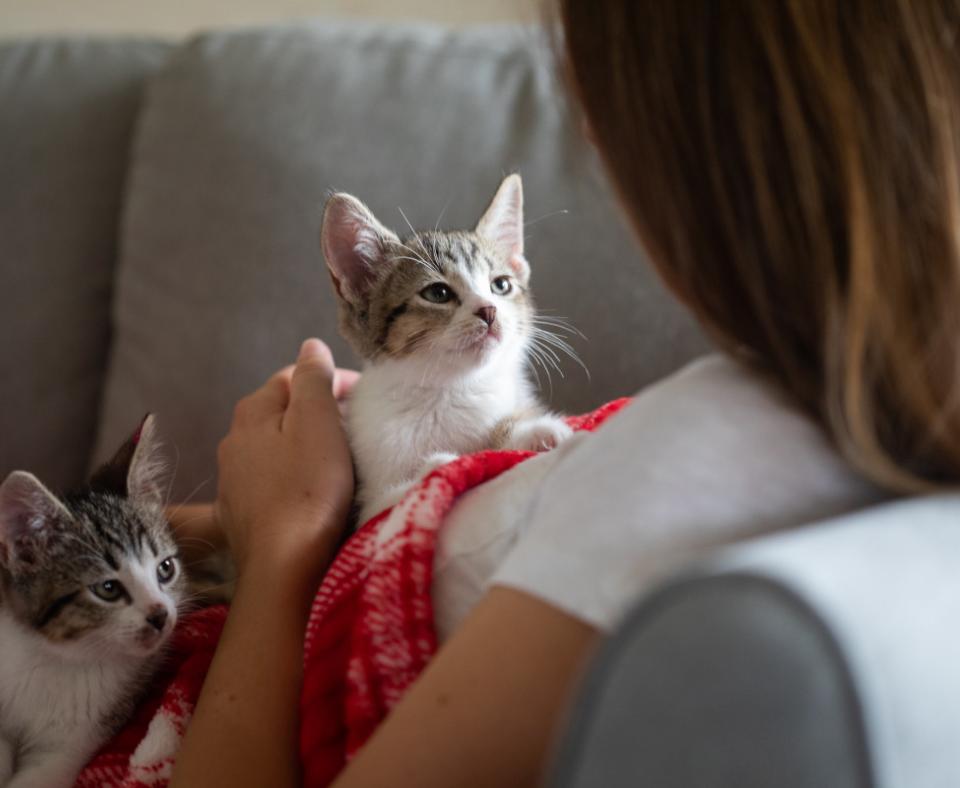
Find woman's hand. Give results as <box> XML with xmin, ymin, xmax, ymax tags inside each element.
<box><xmin>215</xmin><ymin>338</ymin><xmax>355</xmax><ymax>591</ymax></box>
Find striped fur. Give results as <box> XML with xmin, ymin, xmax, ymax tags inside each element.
<box><xmin>321</xmin><ymin>175</ymin><xmax>574</xmax><ymax>523</ymax></box>
<box><xmin>0</xmin><ymin>416</ymin><xmax>185</xmax><ymax>787</ymax></box>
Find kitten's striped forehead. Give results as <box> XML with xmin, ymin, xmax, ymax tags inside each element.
<box><xmin>405</xmin><ymin>231</ymin><xmax>497</xmax><ymax>276</ymax></box>
<box><xmin>64</xmin><ymin>495</ymin><xmax>166</xmax><ymax>570</ymax></box>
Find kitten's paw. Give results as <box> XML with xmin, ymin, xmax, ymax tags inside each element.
<box><xmin>507</xmin><ymin>416</ymin><xmax>573</xmax><ymax>452</ymax></box>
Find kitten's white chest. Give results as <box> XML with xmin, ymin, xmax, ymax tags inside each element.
<box><xmin>348</xmin><ymin>360</ymin><xmax>531</xmax><ymax>512</ymax></box>
<box><xmin>0</xmin><ymin>610</ymin><xmax>134</xmax><ymax>744</ymax></box>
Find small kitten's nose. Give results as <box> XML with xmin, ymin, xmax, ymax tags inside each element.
<box><xmin>146</xmin><ymin>606</ymin><xmax>168</xmax><ymax>632</ymax></box>
<box><xmin>475</xmin><ymin>306</ymin><xmax>497</xmax><ymax>326</ymax></box>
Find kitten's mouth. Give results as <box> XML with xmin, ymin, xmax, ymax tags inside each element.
<box><xmin>134</xmin><ymin>621</ymin><xmax>173</xmax><ymax>653</ymax></box>
<box><xmin>462</xmin><ymin>326</ymin><xmax>501</xmax><ymax>354</ymax></box>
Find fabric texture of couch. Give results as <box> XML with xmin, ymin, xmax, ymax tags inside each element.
<box><xmin>0</xmin><ymin>37</ymin><xmax>169</xmax><ymax>490</ymax></box>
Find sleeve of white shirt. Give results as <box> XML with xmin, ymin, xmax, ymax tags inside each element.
<box><xmin>488</xmin><ymin>355</ymin><xmax>883</xmax><ymax>631</ymax></box>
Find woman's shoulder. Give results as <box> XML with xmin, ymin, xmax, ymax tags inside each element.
<box><xmin>489</xmin><ymin>353</ymin><xmax>884</xmax><ymax>630</ymax></box>
<box><xmin>625</xmin><ymin>352</ymin><xmax>810</xmax><ymax>427</ymax></box>
<box><xmin>575</xmin><ymin>353</ymin><xmax>837</xmax><ymax>480</ymax></box>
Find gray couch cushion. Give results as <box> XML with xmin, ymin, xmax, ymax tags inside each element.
<box><xmin>0</xmin><ymin>37</ymin><xmax>170</xmax><ymax>490</ymax></box>
<box><xmin>550</xmin><ymin>575</ymin><xmax>872</xmax><ymax>788</ymax></box>
<box><xmin>93</xmin><ymin>22</ymin><xmax>707</xmax><ymax>498</ymax></box>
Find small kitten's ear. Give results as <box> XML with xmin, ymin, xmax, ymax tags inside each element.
<box><xmin>476</xmin><ymin>174</ymin><xmax>528</xmax><ymax>278</ymax></box>
<box><xmin>321</xmin><ymin>193</ymin><xmax>399</xmax><ymax>304</ymax></box>
<box><xmin>90</xmin><ymin>414</ymin><xmax>166</xmax><ymax>508</ymax></box>
<box><xmin>0</xmin><ymin>471</ymin><xmax>70</xmax><ymax>566</ymax></box>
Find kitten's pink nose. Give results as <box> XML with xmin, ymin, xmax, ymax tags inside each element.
<box><xmin>475</xmin><ymin>306</ymin><xmax>497</xmax><ymax>326</ymax></box>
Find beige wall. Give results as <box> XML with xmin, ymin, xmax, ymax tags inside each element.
<box><xmin>0</xmin><ymin>0</ymin><xmax>535</xmax><ymax>38</ymax></box>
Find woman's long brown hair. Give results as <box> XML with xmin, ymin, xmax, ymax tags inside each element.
<box><xmin>559</xmin><ymin>0</ymin><xmax>960</xmax><ymax>491</ymax></box>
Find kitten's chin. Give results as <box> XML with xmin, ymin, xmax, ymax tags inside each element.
<box><xmin>456</xmin><ymin>326</ymin><xmax>503</xmax><ymax>357</ymax></box>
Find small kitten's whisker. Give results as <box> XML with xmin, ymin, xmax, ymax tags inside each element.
<box><xmin>162</xmin><ymin>444</ymin><xmax>182</xmax><ymax>508</ymax></box>
<box><xmin>166</xmin><ymin>477</ymin><xmax>214</xmax><ymax>522</ymax></box>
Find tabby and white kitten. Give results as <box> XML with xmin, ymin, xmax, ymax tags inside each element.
<box><xmin>321</xmin><ymin>174</ymin><xmax>574</xmax><ymax>524</ymax></box>
<box><xmin>0</xmin><ymin>415</ymin><xmax>185</xmax><ymax>788</ymax></box>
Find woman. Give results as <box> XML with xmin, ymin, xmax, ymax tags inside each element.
<box><xmin>170</xmin><ymin>1</ymin><xmax>960</xmax><ymax>785</ymax></box>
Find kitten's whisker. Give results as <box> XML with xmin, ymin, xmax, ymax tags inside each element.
<box><xmin>397</xmin><ymin>209</ymin><xmax>441</xmax><ymax>271</ymax></box>
<box><xmin>531</xmin><ymin>340</ymin><xmax>565</xmax><ymax>378</ymax></box>
<box><xmin>523</xmin><ymin>208</ymin><xmax>570</xmax><ymax>228</ymax></box>
<box><xmin>170</xmin><ymin>514</ymin><xmax>216</xmax><ymax>535</ymax></box>
<box><xmin>531</xmin><ymin>314</ymin><xmax>587</xmax><ymax>339</ymax></box>
<box><xmin>530</xmin><ymin>326</ymin><xmax>591</xmax><ymax>380</ymax></box>
<box><xmin>175</xmin><ymin>538</ymin><xmax>218</xmax><ymax>554</ymax></box>
<box><xmin>526</xmin><ymin>345</ymin><xmax>555</xmax><ymax>398</ymax></box>
<box><xmin>397</xmin><ymin>207</ymin><xmax>419</xmax><ymax>239</ymax></box>
<box><xmin>529</xmin><ymin>334</ymin><xmax>564</xmax><ymax>366</ymax></box>
<box><xmin>395</xmin><ymin>241</ymin><xmax>441</xmax><ymax>275</ymax></box>
<box><xmin>397</xmin><ymin>240</ymin><xmax>430</xmax><ymax>263</ymax></box>
<box><xmin>392</xmin><ymin>254</ymin><xmax>438</xmax><ymax>278</ymax></box>
<box><xmin>532</xmin><ymin>329</ymin><xmax>578</xmax><ymax>356</ymax></box>
<box><xmin>166</xmin><ymin>477</ymin><xmax>214</xmax><ymax>522</ymax></box>
<box><xmin>163</xmin><ymin>444</ymin><xmax>182</xmax><ymax>508</ymax></box>
<box><xmin>433</xmin><ymin>193</ymin><xmax>453</xmax><ymax>233</ymax></box>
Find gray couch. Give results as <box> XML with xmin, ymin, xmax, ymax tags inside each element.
<box><xmin>1</xmin><ymin>22</ymin><xmax>953</xmax><ymax>787</ymax></box>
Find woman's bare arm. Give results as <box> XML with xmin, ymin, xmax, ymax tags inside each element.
<box><xmin>174</xmin><ymin>573</ymin><xmax>597</xmax><ymax>788</ymax></box>
<box><xmin>169</xmin><ymin>550</ymin><xmax>331</xmax><ymax>788</ymax></box>
<box><xmin>332</xmin><ymin>586</ymin><xmax>599</xmax><ymax>787</ymax></box>
<box><xmin>171</xmin><ymin>340</ymin><xmax>354</xmax><ymax>788</ymax></box>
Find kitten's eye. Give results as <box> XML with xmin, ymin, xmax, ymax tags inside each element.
<box><xmin>491</xmin><ymin>276</ymin><xmax>513</xmax><ymax>296</ymax></box>
<box><xmin>157</xmin><ymin>557</ymin><xmax>177</xmax><ymax>584</ymax></box>
<box><xmin>420</xmin><ymin>283</ymin><xmax>455</xmax><ymax>304</ymax></box>
<box><xmin>91</xmin><ymin>579</ymin><xmax>125</xmax><ymax>602</ymax></box>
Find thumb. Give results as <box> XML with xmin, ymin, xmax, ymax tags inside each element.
<box><xmin>289</xmin><ymin>338</ymin><xmax>336</xmax><ymax>409</ymax></box>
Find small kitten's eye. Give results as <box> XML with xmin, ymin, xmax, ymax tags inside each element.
<box><xmin>91</xmin><ymin>579</ymin><xmax>125</xmax><ymax>602</ymax></box>
<box><xmin>491</xmin><ymin>276</ymin><xmax>513</xmax><ymax>296</ymax></box>
<box><xmin>157</xmin><ymin>557</ymin><xmax>177</xmax><ymax>584</ymax></box>
<box><xmin>420</xmin><ymin>283</ymin><xmax>455</xmax><ymax>304</ymax></box>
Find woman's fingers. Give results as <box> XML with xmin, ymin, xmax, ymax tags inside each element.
<box><xmin>288</xmin><ymin>339</ymin><xmax>337</xmax><ymax>410</ymax></box>
<box><xmin>232</xmin><ymin>345</ymin><xmax>356</xmax><ymax>431</ymax></box>
<box><xmin>233</xmin><ymin>365</ymin><xmax>295</xmax><ymax>424</ymax></box>
<box><xmin>333</xmin><ymin>368</ymin><xmax>361</xmax><ymax>401</ymax></box>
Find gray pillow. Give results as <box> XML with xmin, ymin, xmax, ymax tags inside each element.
<box><xmin>0</xmin><ymin>37</ymin><xmax>169</xmax><ymax>490</ymax></box>
<box><xmin>94</xmin><ymin>22</ymin><xmax>708</xmax><ymax>499</ymax></box>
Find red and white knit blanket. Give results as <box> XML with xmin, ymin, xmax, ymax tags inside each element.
<box><xmin>76</xmin><ymin>399</ymin><xmax>628</xmax><ymax>787</ymax></box>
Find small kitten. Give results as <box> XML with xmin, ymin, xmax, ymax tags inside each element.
<box><xmin>321</xmin><ymin>174</ymin><xmax>575</xmax><ymax>524</ymax></box>
<box><xmin>0</xmin><ymin>415</ymin><xmax>185</xmax><ymax>788</ymax></box>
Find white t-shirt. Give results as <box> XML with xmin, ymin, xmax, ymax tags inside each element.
<box><xmin>432</xmin><ymin>354</ymin><xmax>886</xmax><ymax>640</ymax></box>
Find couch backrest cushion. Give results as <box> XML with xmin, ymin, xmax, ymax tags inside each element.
<box><xmin>0</xmin><ymin>37</ymin><xmax>169</xmax><ymax>491</ymax></box>
<box><xmin>94</xmin><ymin>22</ymin><xmax>708</xmax><ymax>498</ymax></box>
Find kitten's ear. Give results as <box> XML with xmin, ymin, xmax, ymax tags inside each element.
<box><xmin>476</xmin><ymin>174</ymin><xmax>528</xmax><ymax>278</ymax></box>
<box><xmin>90</xmin><ymin>414</ymin><xmax>166</xmax><ymax>508</ymax></box>
<box><xmin>321</xmin><ymin>193</ymin><xmax>399</xmax><ymax>304</ymax></box>
<box><xmin>0</xmin><ymin>471</ymin><xmax>70</xmax><ymax>566</ymax></box>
